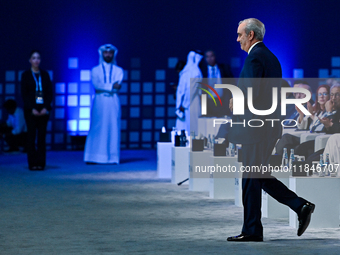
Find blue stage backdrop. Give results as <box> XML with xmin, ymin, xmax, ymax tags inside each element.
<box><xmin>0</xmin><ymin>0</ymin><xmax>339</xmax><ymax>150</ymax></box>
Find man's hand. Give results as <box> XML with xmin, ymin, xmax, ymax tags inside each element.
<box><xmin>318</xmin><ymin>117</ymin><xmax>333</xmax><ymax>129</ymax></box>
<box><xmin>325</xmin><ymin>99</ymin><xmax>334</xmax><ymax>112</ymax></box>
<box><xmin>40</xmin><ymin>108</ymin><xmax>48</xmax><ymax>115</ymax></box>
<box><xmin>229</xmin><ymin>98</ymin><xmax>233</xmax><ymax>112</ymax></box>
<box><xmin>32</xmin><ymin>109</ymin><xmax>40</xmax><ymax>116</ymax></box>
<box><xmin>113</xmin><ymin>82</ymin><xmax>121</xmax><ymax>90</ymax></box>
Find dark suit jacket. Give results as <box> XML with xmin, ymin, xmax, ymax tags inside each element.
<box><xmin>228</xmin><ymin>42</ymin><xmax>282</xmax><ymax>144</ymax></box>
<box><xmin>200</xmin><ymin>63</ymin><xmax>234</xmax><ymax>117</ymax></box>
<box><xmin>21</xmin><ymin>70</ymin><xmax>53</xmax><ymax>112</ymax></box>
<box><xmin>326</xmin><ymin>109</ymin><xmax>340</xmax><ymax>134</ymax></box>
<box><xmin>200</xmin><ymin>63</ymin><xmax>234</xmax><ymax>79</ymax></box>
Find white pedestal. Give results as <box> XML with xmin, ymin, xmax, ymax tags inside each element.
<box><xmin>189</xmin><ymin>150</ymin><xmax>213</xmax><ymax>191</ymax></box>
<box><xmin>315</xmin><ymin>134</ymin><xmax>332</xmax><ymax>151</ymax></box>
<box><xmin>157</xmin><ymin>142</ymin><xmax>172</xmax><ymax>179</ymax></box>
<box><xmin>197</xmin><ymin>117</ymin><xmax>222</xmax><ymax>138</ymax></box>
<box><xmin>209</xmin><ymin>156</ymin><xmax>237</xmax><ymax>199</ymax></box>
<box><xmin>282</xmin><ymin>129</ymin><xmax>309</xmax><ymax>137</ymax></box>
<box><xmin>289</xmin><ymin>177</ymin><xmax>340</xmax><ymax>228</ymax></box>
<box><xmin>300</xmin><ymin>133</ymin><xmax>325</xmax><ymax>143</ymax></box>
<box><xmin>171</xmin><ymin>147</ymin><xmax>190</xmax><ymax>184</ymax></box>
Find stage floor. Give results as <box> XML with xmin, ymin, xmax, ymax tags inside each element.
<box><xmin>0</xmin><ymin>150</ymin><xmax>339</xmax><ymax>254</ymax></box>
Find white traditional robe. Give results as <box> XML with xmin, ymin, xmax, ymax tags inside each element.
<box><xmin>84</xmin><ymin>44</ymin><xmax>123</xmax><ymax>164</ymax></box>
<box><xmin>323</xmin><ymin>134</ymin><xmax>340</xmax><ymax>166</ymax></box>
<box><xmin>175</xmin><ymin>51</ymin><xmax>203</xmax><ymax>134</ymax></box>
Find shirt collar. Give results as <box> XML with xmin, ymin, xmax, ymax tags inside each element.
<box><xmin>208</xmin><ymin>64</ymin><xmax>218</xmax><ymax>69</ymax></box>
<box><xmin>248</xmin><ymin>41</ymin><xmax>262</xmax><ymax>54</ymax></box>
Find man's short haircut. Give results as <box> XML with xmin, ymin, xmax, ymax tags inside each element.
<box><xmin>205</xmin><ymin>49</ymin><xmax>216</xmax><ymax>55</ymax></box>
<box><xmin>331</xmin><ymin>83</ymin><xmax>340</xmax><ymax>90</ymax></box>
<box><xmin>239</xmin><ymin>18</ymin><xmax>265</xmax><ymax>41</ymax></box>
<box><xmin>3</xmin><ymin>99</ymin><xmax>17</xmax><ymax>110</ymax></box>
<box><xmin>29</xmin><ymin>50</ymin><xmax>41</xmax><ymax>58</ymax></box>
<box><xmin>294</xmin><ymin>79</ymin><xmax>309</xmax><ymax>85</ymax></box>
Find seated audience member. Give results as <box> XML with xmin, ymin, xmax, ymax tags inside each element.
<box><xmin>296</xmin><ymin>85</ymin><xmax>332</xmax><ymax>132</ymax></box>
<box><xmin>200</xmin><ymin>49</ymin><xmax>234</xmax><ymax>117</ymax></box>
<box><xmin>283</xmin><ymin>80</ymin><xmax>314</xmax><ymax>126</ymax></box>
<box><xmin>170</xmin><ymin>60</ymin><xmax>186</xmax><ymax>100</ymax></box>
<box><xmin>323</xmin><ymin>134</ymin><xmax>340</xmax><ymax>165</ymax></box>
<box><xmin>0</xmin><ymin>99</ymin><xmax>27</xmax><ymax>152</ymax></box>
<box><xmin>319</xmin><ymin>84</ymin><xmax>340</xmax><ymax>134</ymax></box>
<box><xmin>302</xmin><ymin>84</ymin><xmax>340</xmax><ymax>163</ymax></box>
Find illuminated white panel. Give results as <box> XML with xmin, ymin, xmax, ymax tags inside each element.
<box><xmin>55</xmin><ymin>96</ymin><xmax>65</xmax><ymax>106</ymax></box>
<box><xmin>5</xmin><ymin>71</ymin><xmax>15</xmax><ymax>81</ymax></box>
<box><xmin>79</xmin><ymin>107</ymin><xmax>90</xmax><ymax>118</ymax></box>
<box><xmin>168</xmin><ymin>57</ymin><xmax>178</xmax><ymax>68</ymax></box>
<box><xmin>155</xmin><ymin>70</ymin><xmax>165</xmax><ymax>80</ymax></box>
<box><xmin>79</xmin><ymin>120</ymin><xmax>90</xmax><ymax>131</ymax></box>
<box><xmin>67</xmin><ymin>120</ymin><xmax>78</xmax><ymax>131</ymax></box>
<box><xmin>67</xmin><ymin>95</ymin><xmax>78</xmax><ymax>106</ymax></box>
<box><xmin>68</xmin><ymin>83</ymin><xmax>78</xmax><ymax>93</ymax></box>
<box><xmin>143</xmin><ymin>82</ymin><xmax>153</xmax><ymax>93</ymax></box>
<box><xmin>5</xmin><ymin>84</ymin><xmax>15</xmax><ymax>94</ymax></box>
<box><xmin>68</xmin><ymin>58</ymin><xmax>78</xmax><ymax>69</ymax></box>
<box><xmin>155</xmin><ymin>82</ymin><xmax>165</xmax><ymax>92</ymax></box>
<box><xmin>80</xmin><ymin>70</ymin><xmax>91</xmax><ymax>81</ymax></box>
<box><xmin>55</xmin><ymin>108</ymin><xmax>65</xmax><ymax>119</ymax></box>
<box><xmin>55</xmin><ymin>83</ymin><xmax>66</xmax><ymax>94</ymax></box>
<box><xmin>79</xmin><ymin>95</ymin><xmax>91</xmax><ymax>106</ymax></box>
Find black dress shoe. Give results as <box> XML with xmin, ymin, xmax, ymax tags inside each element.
<box><xmin>227</xmin><ymin>234</ymin><xmax>263</xmax><ymax>242</ymax></box>
<box><xmin>297</xmin><ymin>202</ymin><xmax>315</xmax><ymax>236</ymax></box>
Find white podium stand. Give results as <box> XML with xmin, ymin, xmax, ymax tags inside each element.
<box><xmin>197</xmin><ymin>117</ymin><xmax>223</xmax><ymax>137</ymax></box>
<box><xmin>171</xmin><ymin>147</ymin><xmax>190</xmax><ymax>184</ymax></box>
<box><xmin>315</xmin><ymin>134</ymin><xmax>332</xmax><ymax>151</ymax></box>
<box><xmin>189</xmin><ymin>150</ymin><xmax>213</xmax><ymax>191</ymax></box>
<box><xmin>289</xmin><ymin>177</ymin><xmax>340</xmax><ymax>228</ymax></box>
<box><xmin>300</xmin><ymin>132</ymin><xmax>325</xmax><ymax>143</ymax></box>
<box><xmin>157</xmin><ymin>142</ymin><xmax>172</xmax><ymax>179</ymax></box>
<box><xmin>209</xmin><ymin>156</ymin><xmax>237</xmax><ymax>199</ymax></box>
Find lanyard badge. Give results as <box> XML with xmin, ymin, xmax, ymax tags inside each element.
<box><xmin>102</xmin><ymin>63</ymin><xmax>113</xmax><ymax>83</ymax></box>
<box><xmin>32</xmin><ymin>71</ymin><xmax>44</xmax><ymax>104</ymax></box>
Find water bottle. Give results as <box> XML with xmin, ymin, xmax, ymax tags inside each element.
<box><xmin>171</xmin><ymin>127</ymin><xmax>177</xmax><ymax>145</ymax></box>
<box><xmin>180</xmin><ymin>130</ymin><xmax>187</xmax><ymax>147</ymax></box>
<box><xmin>207</xmin><ymin>134</ymin><xmax>212</xmax><ymax>149</ymax></box>
<box><xmin>325</xmin><ymin>153</ymin><xmax>330</xmax><ymax>176</ymax></box>
<box><xmin>319</xmin><ymin>154</ymin><xmax>325</xmax><ymax>177</ymax></box>
<box><xmin>212</xmin><ymin>135</ymin><xmax>216</xmax><ymax>151</ymax></box>
<box><xmin>289</xmin><ymin>149</ymin><xmax>295</xmax><ymax>170</ymax></box>
<box><xmin>281</xmin><ymin>148</ymin><xmax>289</xmax><ymax>170</ymax></box>
<box><xmin>229</xmin><ymin>143</ymin><xmax>235</xmax><ymax>157</ymax></box>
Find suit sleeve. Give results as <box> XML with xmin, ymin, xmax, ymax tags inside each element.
<box><xmin>21</xmin><ymin>71</ymin><xmax>34</xmax><ymax>111</ymax></box>
<box><xmin>240</xmin><ymin>56</ymin><xmax>264</xmax><ymax>109</ymax></box>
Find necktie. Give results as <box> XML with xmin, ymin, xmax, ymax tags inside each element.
<box><xmin>211</xmin><ymin>67</ymin><xmax>216</xmax><ymax>78</ymax></box>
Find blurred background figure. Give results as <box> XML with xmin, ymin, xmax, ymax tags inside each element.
<box><xmin>175</xmin><ymin>50</ymin><xmax>203</xmax><ymax>134</ymax></box>
<box><xmin>169</xmin><ymin>60</ymin><xmax>186</xmax><ymax>100</ymax></box>
<box><xmin>200</xmin><ymin>49</ymin><xmax>234</xmax><ymax>117</ymax></box>
<box><xmin>84</xmin><ymin>44</ymin><xmax>124</xmax><ymax>164</ymax></box>
<box><xmin>0</xmin><ymin>99</ymin><xmax>27</xmax><ymax>153</ymax></box>
<box><xmin>21</xmin><ymin>50</ymin><xmax>53</xmax><ymax>170</ymax></box>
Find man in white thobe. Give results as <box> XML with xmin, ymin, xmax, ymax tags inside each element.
<box><xmin>175</xmin><ymin>50</ymin><xmax>203</xmax><ymax>135</ymax></box>
<box><xmin>84</xmin><ymin>44</ymin><xmax>124</xmax><ymax>164</ymax></box>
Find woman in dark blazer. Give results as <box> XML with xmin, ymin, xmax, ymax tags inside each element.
<box><xmin>21</xmin><ymin>50</ymin><xmax>53</xmax><ymax>170</ymax></box>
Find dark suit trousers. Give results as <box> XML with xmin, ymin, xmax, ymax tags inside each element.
<box><xmin>24</xmin><ymin>111</ymin><xmax>49</xmax><ymax>168</ymax></box>
<box><xmin>241</xmin><ymin>137</ymin><xmax>306</xmax><ymax>236</ymax></box>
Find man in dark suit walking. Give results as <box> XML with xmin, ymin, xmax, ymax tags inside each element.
<box><xmin>227</xmin><ymin>18</ymin><xmax>315</xmax><ymax>242</ymax></box>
